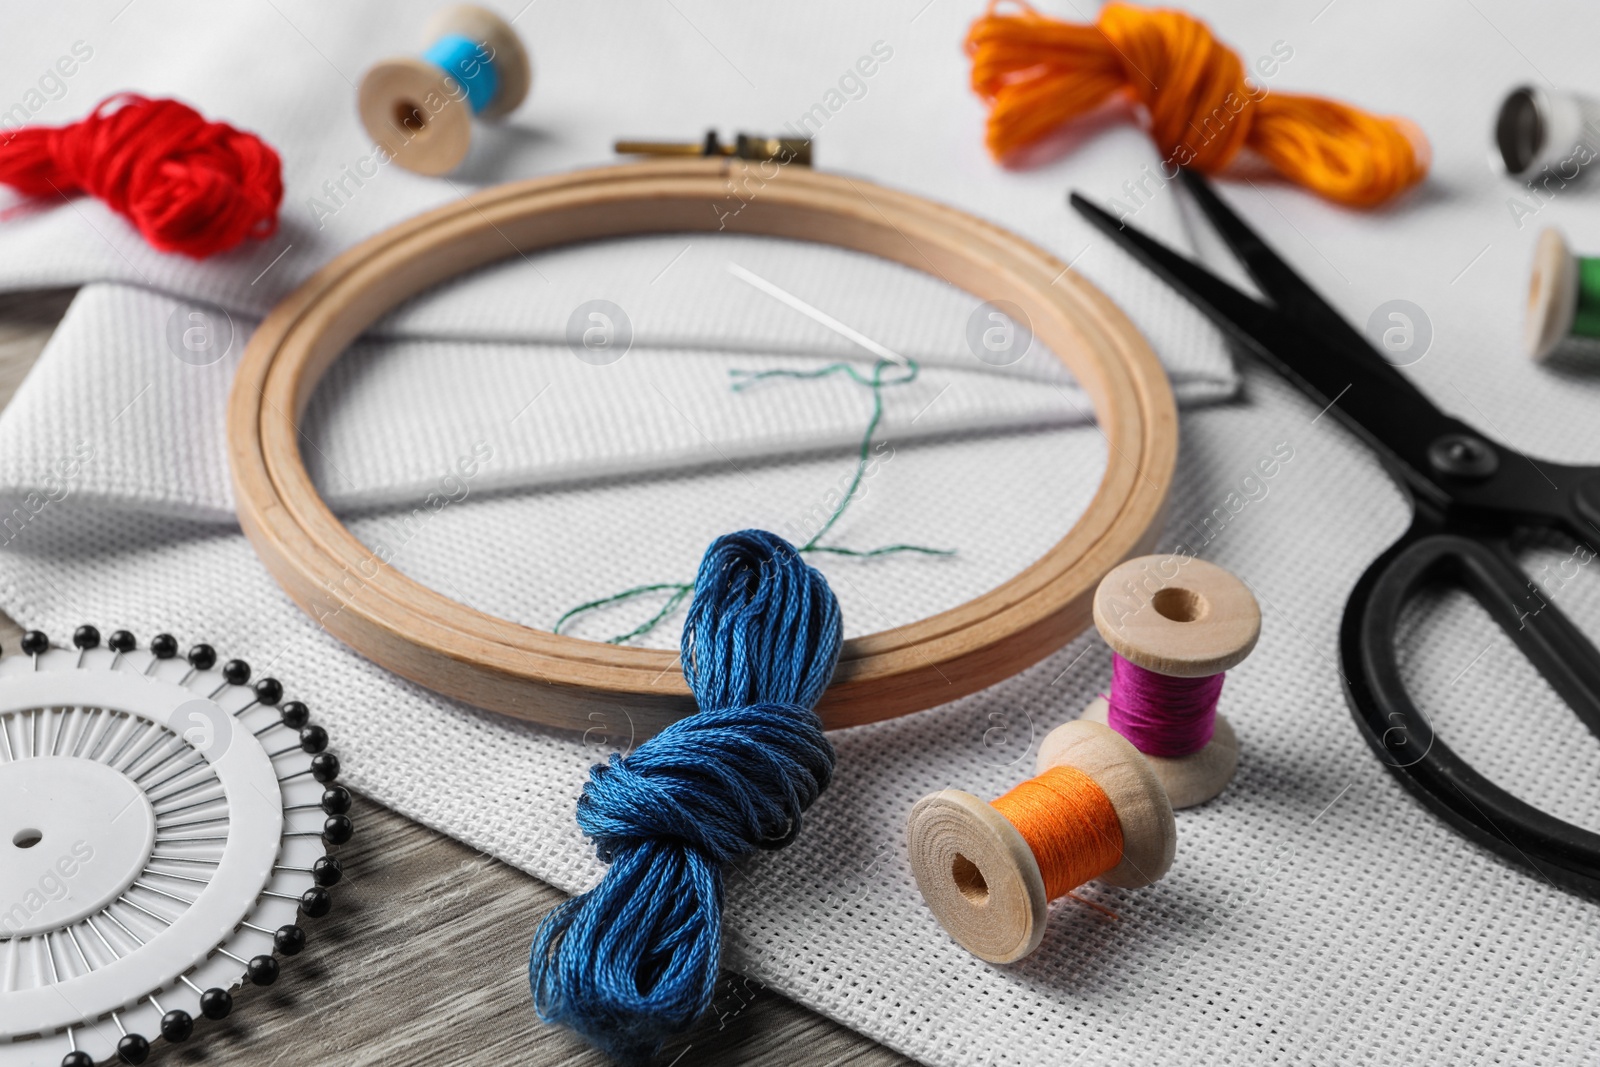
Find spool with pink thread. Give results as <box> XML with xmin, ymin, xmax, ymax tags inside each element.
<box><xmin>1080</xmin><ymin>555</ymin><xmax>1260</xmax><ymax>808</ymax></box>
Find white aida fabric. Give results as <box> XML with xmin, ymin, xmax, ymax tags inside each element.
<box><xmin>0</xmin><ymin>0</ymin><xmax>1241</xmax><ymax>523</ymax></box>
<box><xmin>0</xmin><ymin>0</ymin><xmax>1232</xmax><ymax>395</ymax></box>
<box><xmin>3</xmin><ymin>1</ymin><xmax>1600</xmax><ymax>1066</ymax></box>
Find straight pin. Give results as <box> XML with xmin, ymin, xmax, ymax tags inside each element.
<box><xmin>106</xmin><ymin>721</ymin><xmax>163</xmax><ymax>772</ymax></box>
<box><xmin>121</xmin><ymin>734</ymin><xmax>179</xmax><ymax>777</ymax></box>
<box><xmin>42</xmin><ymin>932</ymin><xmax>61</xmax><ymax>983</ymax></box>
<box><xmin>154</xmin><ymin>834</ymin><xmax>230</xmax><ymax>844</ymax></box>
<box><xmin>148</xmin><ymin>775</ymin><xmax>221</xmax><ymax>806</ymax></box>
<box><xmin>84</xmin><ymin>916</ymin><xmax>120</xmax><ymax>959</ymax></box>
<box><xmin>155</xmin><ymin>814</ymin><xmax>230</xmax><ymax>831</ymax></box>
<box><xmin>153</xmin><ymin>794</ymin><xmax>228</xmax><ymax>819</ymax></box>
<box><xmin>134</xmin><ymin>746</ymin><xmax>196</xmax><ymax>785</ymax></box>
<box><xmin>63</xmin><ymin>926</ymin><xmax>93</xmax><ymax>973</ymax></box>
<box><xmin>101</xmin><ymin>907</ymin><xmax>149</xmax><ymax>943</ymax></box>
<box><xmin>131</xmin><ymin>881</ymin><xmax>197</xmax><ymax>906</ymax></box>
<box><xmin>143</xmin><ymin>868</ymin><xmax>212</xmax><ymax>887</ymax></box>
<box><xmin>116</xmin><ymin>894</ymin><xmax>170</xmax><ymax>926</ymax></box>
<box><xmin>50</xmin><ymin>709</ymin><xmax>71</xmax><ymax>756</ymax></box>
<box><xmin>143</xmin><ymin>760</ymin><xmax>212</xmax><ymax>795</ymax></box>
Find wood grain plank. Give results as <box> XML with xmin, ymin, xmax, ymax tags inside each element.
<box><xmin>177</xmin><ymin>796</ymin><xmax>912</xmax><ymax>1067</ymax></box>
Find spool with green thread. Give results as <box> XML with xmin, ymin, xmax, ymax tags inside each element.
<box><xmin>1526</xmin><ymin>227</ymin><xmax>1600</xmax><ymax>361</ymax></box>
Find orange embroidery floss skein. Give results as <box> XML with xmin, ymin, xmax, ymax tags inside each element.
<box><xmin>964</xmin><ymin>1</ymin><xmax>1429</xmax><ymax>207</ymax></box>
<box><xmin>908</xmin><ymin>720</ymin><xmax>1176</xmax><ymax>963</ymax></box>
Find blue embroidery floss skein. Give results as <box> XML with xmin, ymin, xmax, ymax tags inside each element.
<box><xmin>529</xmin><ymin>529</ymin><xmax>843</xmax><ymax>1061</ymax></box>
<box><xmin>357</xmin><ymin>4</ymin><xmax>532</xmax><ymax>175</ymax></box>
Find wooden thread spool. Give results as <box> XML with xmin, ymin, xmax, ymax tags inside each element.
<box><xmin>1081</xmin><ymin>554</ymin><xmax>1259</xmax><ymax>808</ymax></box>
<box><xmin>907</xmin><ymin>720</ymin><xmax>1176</xmax><ymax>964</ymax></box>
<box><xmin>1525</xmin><ymin>227</ymin><xmax>1600</xmax><ymax>362</ymax></box>
<box><xmin>357</xmin><ymin>4</ymin><xmax>532</xmax><ymax>176</ymax></box>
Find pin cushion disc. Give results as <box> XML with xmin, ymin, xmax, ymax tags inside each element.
<box><xmin>0</xmin><ymin>634</ymin><xmax>348</xmax><ymax>1067</ymax></box>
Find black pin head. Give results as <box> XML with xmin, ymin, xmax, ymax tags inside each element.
<box><xmin>299</xmin><ymin>725</ymin><xmax>329</xmax><ymax>754</ymax></box>
<box><xmin>253</xmin><ymin>677</ymin><xmax>283</xmax><ymax>705</ymax></box>
<box><xmin>160</xmin><ymin>1009</ymin><xmax>194</xmax><ymax>1042</ymax></box>
<box><xmin>313</xmin><ymin>854</ymin><xmax>344</xmax><ymax>885</ymax></box>
<box><xmin>116</xmin><ymin>1033</ymin><xmax>150</xmax><ymax>1064</ymax></box>
<box><xmin>186</xmin><ymin>644</ymin><xmax>217</xmax><ymax>671</ymax></box>
<box><xmin>150</xmin><ymin>633</ymin><xmax>179</xmax><ymax>659</ymax></box>
<box><xmin>300</xmin><ymin>886</ymin><xmax>333</xmax><ymax>918</ymax></box>
<box><xmin>310</xmin><ymin>752</ymin><xmax>340</xmax><ymax>783</ymax></box>
<box><xmin>199</xmin><ymin>987</ymin><xmax>233</xmax><ymax>1019</ymax></box>
<box><xmin>221</xmin><ymin>658</ymin><xmax>251</xmax><ymax>685</ymax></box>
<box><xmin>320</xmin><ymin>785</ymin><xmax>352</xmax><ymax>815</ymax></box>
<box><xmin>20</xmin><ymin>631</ymin><xmax>49</xmax><ymax>656</ymax></box>
<box><xmin>247</xmin><ymin>954</ymin><xmax>280</xmax><ymax>986</ymax></box>
<box><xmin>275</xmin><ymin>923</ymin><xmax>307</xmax><ymax>955</ymax></box>
<box><xmin>323</xmin><ymin>814</ymin><xmax>354</xmax><ymax>845</ymax></box>
<box><xmin>108</xmin><ymin>629</ymin><xmax>137</xmax><ymax>653</ymax></box>
<box><xmin>72</xmin><ymin>625</ymin><xmax>100</xmax><ymax>650</ymax></box>
<box><xmin>280</xmin><ymin>701</ymin><xmax>310</xmax><ymax>729</ymax></box>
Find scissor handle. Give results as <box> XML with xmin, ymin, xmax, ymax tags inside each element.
<box><xmin>1342</xmin><ymin>522</ymin><xmax>1600</xmax><ymax>897</ymax></box>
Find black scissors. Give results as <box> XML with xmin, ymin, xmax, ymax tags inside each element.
<box><xmin>1072</xmin><ymin>170</ymin><xmax>1600</xmax><ymax>898</ymax></box>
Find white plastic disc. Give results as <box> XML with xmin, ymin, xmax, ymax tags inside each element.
<box><xmin>0</xmin><ymin>636</ymin><xmax>343</xmax><ymax>1067</ymax></box>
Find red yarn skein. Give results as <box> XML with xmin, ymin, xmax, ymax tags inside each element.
<box><xmin>0</xmin><ymin>94</ymin><xmax>283</xmax><ymax>259</ymax></box>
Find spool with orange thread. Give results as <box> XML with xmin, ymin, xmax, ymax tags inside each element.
<box><xmin>907</xmin><ymin>720</ymin><xmax>1176</xmax><ymax>963</ymax></box>
<box><xmin>963</xmin><ymin>1</ymin><xmax>1429</xmax><ymax>208</ymax></box>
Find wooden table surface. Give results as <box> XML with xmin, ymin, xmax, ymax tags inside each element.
<box><xmin>0</xmin><ymin>290</ymin><xmax>913</xmax><ymax>1067</ymax></box>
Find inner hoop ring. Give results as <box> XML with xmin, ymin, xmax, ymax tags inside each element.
<box><xmin>228</xmin><ymin>159</ymin><xmax>1176</xmax><ymax>737</ymax></box>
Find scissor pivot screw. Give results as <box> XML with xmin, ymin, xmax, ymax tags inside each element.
<box><xmin>1428</xmin><ymin>433</ymin><xmax>1498</xmax><ymax>480</ymax></box>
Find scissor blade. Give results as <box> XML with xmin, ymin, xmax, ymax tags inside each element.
<box><xmin>1068</xmin><ymin>192</ymin><xmax>1294</xmax><ymax>367</ymax></box>
<box><xmin>1070</xmin><ymin>190</ymin><xmax>1466</xmax><ymax>503</ymax></box>
<box><xmin>1175</xmin><ymin>169</ymin><xmax>1374</xmax><ymax>355</ymax></box>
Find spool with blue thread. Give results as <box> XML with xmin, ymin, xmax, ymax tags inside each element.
<box><xmin>529</xmin><ymin>529</ymin><xmax>843</xmax><ymax>1062</ymax></box>
<box><xmin>357</xmin><ymin>4</ymin><xmax>531</xmax><ymax>176</ymax></box>
<box><xmin>1525</xmin><ymin>227</ymin><xmax>1600</xmax><ymax>362</ymax></box>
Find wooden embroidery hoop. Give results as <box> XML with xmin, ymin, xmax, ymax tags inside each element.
<box><xmin>228</xmin><ymin>159</ymin><xmax>1176</xmax><ymax>737</ymax></box>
